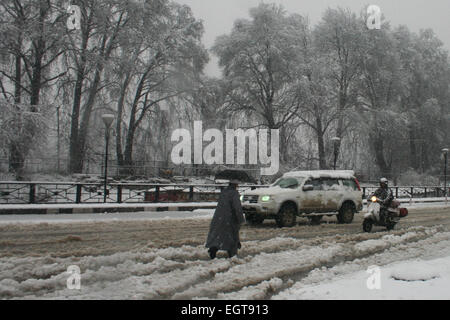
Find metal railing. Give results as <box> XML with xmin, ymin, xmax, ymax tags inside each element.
<box><xmin>361</xmin><ymin>186</ymin><xmax>449</xmax><ymax>199</ymax></box>
<box><xmin>0</xmin><ymin>181</ymin><xmax>268</xmax><ymax>204</ymax></box>
<box><xmin>0</xmin><ymin>181</ymin><xmax>448</xmax><ymax>205</ymax></box>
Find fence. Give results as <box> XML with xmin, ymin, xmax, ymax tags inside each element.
<box><xmin>0</xmin><ymin>182</ymin><xmax>268</xmax><ymax>204</ymax></box>
<box><xmin>361</xmin><ymin>186</ymin><xmax>449</xmax><ymax>199</ymax></box>
<box><xmin>0</xmin><ymin>181</ymin><xmax>448</xmax><ymax>205</ymax></box>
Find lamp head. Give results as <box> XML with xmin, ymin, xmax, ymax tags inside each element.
<box><xmin>102</xmin><ymin>114</ymin><xmax>115</xmax><ymax>128</ymax></box>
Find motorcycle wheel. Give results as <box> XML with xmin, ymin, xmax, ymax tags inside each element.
<box><xmin>386</xmin><ymin>222</ymin><xmax>396</xmax><ymax>231</ymax></box>
<box><xmin>363</xmin><ymin>218</ymin><xmax>373</xmax><ymax>233</ymax></box>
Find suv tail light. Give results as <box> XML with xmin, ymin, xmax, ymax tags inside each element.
<box><xmin>354</xmin><ymin>178</ymin><xmax>361</xmax><ymax>191</ymax></box>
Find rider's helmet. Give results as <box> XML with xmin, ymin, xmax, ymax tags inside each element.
<box><xmin>380</xmin><ymin>177</ymin><xmax>388</xmax><ymax>188</ymax></box>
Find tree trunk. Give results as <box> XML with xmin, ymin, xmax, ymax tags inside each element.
<box><xmin>9</xmin><ymin>36</ymin><xmax>23</xmax><ymax>174</ymax></box>
<box><xmin>69</xmin><ymin>27</ymin><xmax>115</xmax><ymax>173</ymax></box>
<box><xmin>334</xmin><ymin>87</ymin><xmax>347</xmax><ymax>160</ymax></box>
<box><xmin>30</xmin><ymin>34</ymin><xmax>44</xmax><ymax>108</ymax></box>
<box><xmin>9</xmin><ymin>1</ymin><xmax>46</xmax><ymax>174</ymax></box>
<box><xmin>116</xmin><ymin>73</ymin><xmax>131</xmax><ymax>168</ymax></box>
<box><xmin>14</xmin><ymin>48</ymin><xmax>21</xmax><ymax>104</ymax></box>
<box><xmin>408</xmin><ymin>127</ymin><xmax>418</xmax><ymax>170</ymax></box>
<box><xmin>78</xmin><ymin>66</ymin><xmax>103</xmax><ymax>160</ymax></box>
<box><xmin>68</xmin><ymin>5</ymin><xmax>93</xmax><ymax>173</ymax></box>
<box><xmin>122</xmin><ymin>123</ymin><xmax>136</xmax><ymax>176</ymax></box>
<box><xmin>69</xmin><ymin>70</ymin><xmax>85</xmax><ymax>173</ymax></box>
<box><xmin>316</xmin><ymin>118</ymin><xmax>327</xmax><ymax>169</ymax></box>
<box><xmin>9</xmin><ymin>143</ymin><xmax>25</xmax><ymax>175</ymax></box>
<box><xmin>69</xmin><ymin>38</ymin><xmax>89</xmax><ymax>173</ymax></box>
<box><xmin>122</xmin><ymin>86</ymin><xmax>141</xmax><ymax>176</ymax></box>
<box><xmin>68</xmin><ymin>9</ymin><xmax>123</xmax><ymax>173</ymax></box>
<box><xmin>29</xmin><ymin>0</ymin><xmax>48</xmax><ymax>108</ymax></box>
<box><xmin>420</xmin><ymin>140</ymin><xmax>429</xmax><ymax>173</ymax></box>
<box><xmin>279</xmin><ymin>126</ymin><xmax>288</xmax><ymax>163</ymax></box>
<box><xmin>119</xmin><ymin>65</ymin><xmax>150</xmax><ymax>175</ymax></box>
<box><xmin>372</xmin><ymin>132</ymin><xmax>391</xmax><ymax>178</ymax></box>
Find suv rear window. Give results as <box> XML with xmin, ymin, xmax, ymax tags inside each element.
<box><xmin>306</xmin><ymin>178</ymin><xmax>340</xmax><ymax>191</ymax></box>
<box><xmin>341</xmin><ymin>178</ymin><xmax>358</xmax><ymax>190</ymax></box>
<box><xmin>322</xmin><ymin>178</ymin><xmax>340</xmax><ymax>190</ymax></box>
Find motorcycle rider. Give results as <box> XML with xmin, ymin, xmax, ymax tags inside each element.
<box><xmin>371</xmin><ymin>178</ymin><xmax>394</xmax><ymax>221</ymax></box>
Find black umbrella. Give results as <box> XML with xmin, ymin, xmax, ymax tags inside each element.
<box><xmin>214</xmin><ymin>169</ymin><xmax>257</xmax><ymax>184</ymax></box>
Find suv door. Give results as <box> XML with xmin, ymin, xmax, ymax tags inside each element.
<box><xmin>301</xmin><ymin>178</ymin><xmax>323</xmax><ymax>212</ymax></box>
<box><xmin>302</xmin><ymin>178</ymin><xmax>340</xmax><ymax>212</ymax></box>
<box><xmin>340</xmin><ymin>178</ymin><xmax>363</xmax><ymax>210</ymax></box>
<box><xmin>321</xmin><ymin>178</ymin><xmax>341</xmax><ymax>211</ymax></box>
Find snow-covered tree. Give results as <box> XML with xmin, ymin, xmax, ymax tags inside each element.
<box><xmin>0</xmin><ymin>0</ymin><xmax>68</xmax><ymax>173</ymax></box>
<box><xmin>109</xmin><ymin>1</ymin><xmax>208</xmax><ymax>175</ymax></box>
<box><xmin>313</xmin><ymin>8</ymin><xmax>363</xmax><ymax>163</ymax></box>
<box><xmin>212</xmin><ymin>3</ymin><xmax>306</xmax><ymax>161</ymax></box>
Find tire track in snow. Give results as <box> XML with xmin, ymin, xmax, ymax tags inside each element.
<box><xmin>1</xmin><ymin>205</ymin><xmax>449</xmax><ymax>299</ymax></box>
<box><xmin>0</xmin><ymin>226</ymin><xmax>434</xmax><ymax>299</ymax></box>
<box><xmin>171</xmin><ymin>226</ymin><xmax>443</xmax><ymax>299</ymax></box>
<box><xmin>0</xmin><ymin>225</ymin><xmax>442</xmax><ymax>299</ymax></box>
<box><xmin>273</xmin><ymin>230</ymin><xmax>450</xmax><ymax>300</ymax></box>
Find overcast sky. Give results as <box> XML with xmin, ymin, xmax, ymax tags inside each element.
<box><xmin>175</xmin><ymin>0</ymin><xmax>450</xmax><ymax>77</ymax></box>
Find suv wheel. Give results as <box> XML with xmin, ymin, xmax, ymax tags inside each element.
<box><xmin>245</xmin><ymin>214</ymin><xmax>264</xmax><ymax>226</ymax></box>
<box><xmin>276</xmin><ymin>203</ymin><xmax>297</xmax><ymax>228</ymax></box>
<box><xmin>309</xmin><ymin>215</ymin><xmax>323</xmax><ymax>225</ymax></box>
<box><xmin>386</xmin><ymin>221</ymin><xmax>396</xmax><ymax>231</ymax></box>
<box><xmin>337</xmin><ymin>203</ymin><xmax>355</xmax><ymax>224</ymax></box>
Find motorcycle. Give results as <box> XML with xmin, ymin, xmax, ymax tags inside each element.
<box><xmin>362</xmin><ymin>195</ymin><xmax>408</xmax><ymax>232</ymax></box>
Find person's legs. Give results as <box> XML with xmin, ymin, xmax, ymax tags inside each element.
<box><xmin>380</xmin><ymin>207</ymin><xmax>388</xmax><ymax>223</ymax></box>
<box><xmin>227</xmin><ymin>248</ymin><xmax>237</xmax><ymax>258</ymax></box>
<box><xmin>208</xmin><ymin>247</ymin><xmax>218</xmax><ymax>259</ymax></box>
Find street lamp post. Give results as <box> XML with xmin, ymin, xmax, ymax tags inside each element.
<box><xmin>102</xmin><ymin>114</ymin><xmax>115</xmax><ymax>203</ymax></box>
<box><xmin>331</xmin><ymin>137</ymin><xmax>341</xmax><ymax>170</ymax></box>
<box><xmin>56</xmin><ymin>105</ymin><xmax>61</xmax><ymax>173</ymax></box>
<box><xmin>443</xmin><ymin>148</ymin><xmax>449</xmax><ymax>205</ymax></box>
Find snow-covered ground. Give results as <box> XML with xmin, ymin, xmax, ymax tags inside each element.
<box><xmin>0</xmin><ymin>204</ymin><xmax>449</xmax><ymax>300</ymax></box>
<box><xmin>274</xmin><ymin>255</ymin><xmax>450</xmax><ymax>300</ymax></box>
<box><xmin>0</xmin><ymin>209</ymin><xmax>215</xmax><ymax>224</ymax></box>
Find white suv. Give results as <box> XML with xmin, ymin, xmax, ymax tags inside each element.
<box><xmin>241</xmin><ymin>170</ymin><xmax>363</xmax><ymax>227</ymax></box>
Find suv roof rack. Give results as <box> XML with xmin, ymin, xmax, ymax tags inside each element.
<box><xmin>283</xmin><ymin>170</ymin><xmax>355</xmax><ymax>179</ymax></box>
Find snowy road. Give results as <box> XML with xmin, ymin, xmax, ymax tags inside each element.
<box><xmin>0</xmin><ymin>205</ymin><xmax>450</xmax><ymax>299</ymax></box>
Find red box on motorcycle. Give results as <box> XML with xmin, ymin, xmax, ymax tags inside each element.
<box><xmin>399</xmin><ymin>208</ymin><xmax>408</xmax><ymax>217</ymax></box>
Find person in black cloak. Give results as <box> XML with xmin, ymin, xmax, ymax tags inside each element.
<box><xmin>206</xmin><ymin>179</ymin><xmax>245</xmax><ymax>259</ymax></box>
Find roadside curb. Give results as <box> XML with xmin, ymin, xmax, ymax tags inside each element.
<box><xmin>0</xmin><ymin>203</ymin><xmax>218</xmax><ymax>215</ymax></box>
